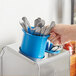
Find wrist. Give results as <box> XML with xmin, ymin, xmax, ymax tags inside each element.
<box><xmin>68</xmin><ymin>25</ymin><xmax>76</xmax><ymax>41</ymax></box>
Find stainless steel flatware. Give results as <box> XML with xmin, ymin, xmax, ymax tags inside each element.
<box><xmin>20</xmin><ymin>17</ymin><xmax>55</xmax><ymax>36</ymax></box>
<box><xmin>40</xmin><ymin>26</ymin><xmax>47</xmax><ymax>35</ymax></box>
<box><xmin>22</xmin><ymin>17</ymin><xmax>32</xmax><ymax>30</ymax></box>
<box><xmin>34</xmin><ymin>18</ymin><xmax>41</xmax><ymax>27</ymax></box>
<box><xmin>35</xmin><ymin>27</ymin><xmax>41</xmax><ymax>34</ymax></box>
<box><xmin>51</xmin><ymin>45</ymin><xmax>62</xmax><ymax>51</ymax></box>
<box><xmin>36</xmin><ymin>20</ymin><xmax>45</xmax><ymax>28</ymax></box>
<box><xmin>19</xmin><ymin>21</ymin><xmax>28</xmax><ymax>32</ymax></box>
<box><xmin>44</xmin><ymin>21</ymin><xmax>55</xmax><ymax>35</ymax></box>
<box><xmin>34</xmin><ymin>18</ymin><xmax>45</xmax><ymax>28</ymax></box>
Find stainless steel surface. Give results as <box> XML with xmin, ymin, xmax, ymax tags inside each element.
<box><xmin>44</xmin><ymin>21</ymin><xmax>55</xmax><ymax>35</ymax></box>
<box><xmin>51</xmin><ymin>46</ymin><xmax>59</xmax><ymax>51</ymax></box>
<box><xmin>2</xmin><ymin>45</ymin><xmax>39</xmax><ymax>76</ymax></box>
<box><xmin>34</xmin><ymin>27</ymin><xmax>41</xmax><ymax>35</ymax></box>
<box><xmin>40</xmin><ymin>26</ymin><xmax>46</xmax><ymax>35</ymax></box>
<box><xmin>22</xmin><ymin>17</ymin><xmax>32</xmax><ymax>31</ymax></box>
<box><xmin>1</xmin><ymin>43</ymin><xmax>70</xmax><ymax>76</ymax></box>
<box><xmin>34</xmin><ymin>18</ymin><xmax>45</xmax><ymax>28</ymax></box>
<box><xmin>40</xmin><ymin>19</ymin><xmax>45</xmax><ymax>27</ymax></box>
<box><xmin>34</xmin><ymin>18</ymin><xmax>41</xmax><ymax>27</ymax></box>
<box><xmin>19</xmin><ymin>22</ymin><xmax>27</xmax><ymax>32</ymax></box>
<box><xmin>0</xmin><ymin>52</ymin><xmax>2</xmax><ymax>76</ymax></box>
<box><xmin>0</xmin><ymin>49</ymin><xmax>4</xmax><ymax>76</ymax></box>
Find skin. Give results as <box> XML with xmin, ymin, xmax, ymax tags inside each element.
<box><xmin>48</xmin><ymin>24</ymin><xmax>76</xmax><ymax>45</ymax></box>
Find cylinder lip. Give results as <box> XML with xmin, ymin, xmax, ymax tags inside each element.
<box><xmin>22</xmin><ymin>29</ymin><xmax>50</xmax><ymax>38</ymax></box>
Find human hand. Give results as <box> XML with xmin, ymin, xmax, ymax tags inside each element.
<box><xmin>48</xmin><ymin>24</ymin><xmax>71</xmax><ymax>45</ymax></box>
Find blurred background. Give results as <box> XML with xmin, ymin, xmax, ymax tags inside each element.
<box><xmin>73</xmin><ymin>0</ymin><xmax>76</xmax><ymax>24</ymax></box>
<box><xmin>0</xmin><ymin>0</ymin><xmax>75</xmax><ymax>49</ymax></box>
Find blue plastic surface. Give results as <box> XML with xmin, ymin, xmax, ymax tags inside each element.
<box><xmin>46</xmin><ymin>42</ymin><xmax>49</xmax><ymax>50</ymax></box>
<box><xmin>49</xmin><ymin>43</ymin><xmax>53</xmax><ymax>50</ymax></box>
<box><xmin>46</xmin><ymin>41</ymin><xmax>53</xmax><ymax>50</ymax></box>
<box><xmin>20</xmin><ymin>28</ymin><xmax>49</xmax><ymax>58</ymax></box>
<box><xmin>45</xmin><ymin>42</ymin><xmax>61</xmax><ymax>54</ymax></box>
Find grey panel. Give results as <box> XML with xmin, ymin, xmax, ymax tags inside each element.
<box><xmin>2</xmin><ymin>43</ymin><xmax>70</xmax><ymax>76</ymax></box>
<box><xmin>39</xmin><ymin>51</ymin><xmax>70</xmax><ymax>76</ymax></box>
<box><xmin>0</xmin><ymin>50</ymin><xmax>4</xmax><ymax>76</ymax></box>
<box><xmin>0</xmin><ymin>54</ymin><xmax>1</xmax><ymax>76</ymax></box>
<box><xmin>3</xmin><ymin>47</ymin><xmax>39</xmax><ymax>76</ymax></box>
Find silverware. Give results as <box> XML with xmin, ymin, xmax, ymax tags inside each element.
<box><xmin>56</xmin><ymin>46</ymin><xmax>62</xmax><ymax>50</ymax></box>
<box><xmin>32</xmin><ymin>27</ymin><xmax>41</xmax><ymax>35</ymax></box>
<box><xmin>56</xmin><ymin>47</ymin><xmax>62</xmax><ymax>51</ymax></box>
<box><xmin>40</xmin><ymin>26</ymin><xmax>47</xmax><ymax>35</ymax></box>
<box><xmin>20</xmin><ymin>17</ymin><xmax>55</xmax><ymax>36</ymax></box>
<box><xmin>34</xmin><ymin>18</ymin><xmax>45</xmax><ymax>28</ymax></box>
<box><xmin>34</xmin><ymin>18</ymin><xmax>41</xmax><ymax>27</ymax></box>
<box><xmin>51</xmin><ymin>46</ymin><xmax>62</xmax><ymax>51</ymax></box>
<box><xmin>50</xmin><ymin>21</ymin><xmax>55</xmax><ymax>30</ymax></box>
<box><xmin>34</xmin><ymin>18</ymin><xmax>45</xmax><ymax>35</ymax></box>
<box><xmin>44</xmin><ymin>21</ymin><xmax>55</xmax><ymax>35</ymax></box>
<box><xmin>35</xmin><ymin>27</ymin><xmax>41</xmax><ymax>34</ymax></box>
<box><xmin>51</xmin><ymin>46</ymin><xmax>59</xmax><ymax>51</ymax></box>
<box><xmin>36</xmin><ymin>20</ymin><xmax>45</xmax><ymax>28</ymax></box>
<box><xmin>22</xmin><ymin>17</ymin><xmax>32</xmax><ymax>30</ymax></box>
<box><xmin>41</xmin><ymin>19</ymin><xmax>45</xmax><ymax>27</ymax></box>
<box><xmin>19</xmin><ymin>21</ymin><xmax>28</xmax><ymax>32</ymax></box>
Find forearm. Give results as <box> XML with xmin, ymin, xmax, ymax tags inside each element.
<box><xmin>68</xmin><ymin>25</ymin><xmax>76</xmax><ymax>41</ymax></box>
<box><xmin>49</xmin><ymin>24</ymin><xmax>76</xmax><ymax>44</ymax></box>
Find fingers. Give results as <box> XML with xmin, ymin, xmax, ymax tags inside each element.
<box><xmin>53</xmin><ymin>40</ymin><xmax>60</xmax><ymax>44</ymax></box>
<box><xmin>48</xmin><ymin>32</ymin><xmax>61</xmax><ymax>45</ymax></box>
<box><xmin>48</xmin><ymin>32</ymin><xmax>56</xmax><ymax>40</ymax></box>
<box><xmin>51</xmin><ymin>36</ymin><xmax>60</xmax><ymax>44</ymax></box>
<box><xmin>51</xmin><ymin>35</ymin><xmax>60</xmax><ymax>42</ymax></box>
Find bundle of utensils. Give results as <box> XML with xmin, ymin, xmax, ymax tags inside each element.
<box><xmin>19</xmin><ymin>17</ymin><xmax>55</xmax><ymax>36</ymax></box>
<box><xmin>46</xmin><ymin>41</ymin><xmax>62</xmax><ymax>55</ymax></box>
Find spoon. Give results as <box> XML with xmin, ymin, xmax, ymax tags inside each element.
<box><xmin>34</xmin><ymin>17</ymin><xmax>45</xmax><ymax>27</ymax></box>
<box><xmin>36</xmin><ymin>19</ymin><xmax>45</xmax><ymax>28</ymax></box>
<box><xmin>44</xmin><ymin>21</ymin><xmax>55</xmax><ymax>35</ymax></box>
<box><xmin>34</xmin><ymin>18</ymin><xmax>45</xmax><ymax>35</ymax></box>
<box><xmin>34</xmin><ymin>18</ymin><xmax>41</xmax><ymax>27</ymax></box>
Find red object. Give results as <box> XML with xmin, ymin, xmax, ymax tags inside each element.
<box><xmin>63</xmin><ymin>42</ymin><xmax>73</xmax><ymax>50</ymax></box>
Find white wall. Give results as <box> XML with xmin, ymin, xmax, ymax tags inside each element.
<box><xmin>0</xmin><ymin>0</ymin><xmax>71</xmax><ymax>47</ymax></box>
<box><xmin>62</xmin><ymin>0</ymin><xmax>71</xmax><ymax>24</ymax></box>
<box><xmin>0</xmin><ymin>0</ymin><xmax>52</xmax><ymax>46</ymax></box>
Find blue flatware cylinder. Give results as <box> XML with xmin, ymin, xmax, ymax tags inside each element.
<box><xmin>20</xmin><ymin>28</ymin><xmax>49</xmax><ymax>59</ymax></box>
